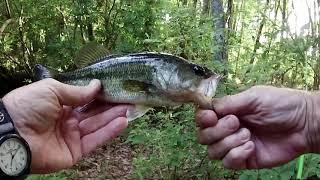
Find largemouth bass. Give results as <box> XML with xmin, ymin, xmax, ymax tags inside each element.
<box><xmin>34</xmin><ymin>43</ymin><xmax>220</xmax><ymax>121</ymax></box>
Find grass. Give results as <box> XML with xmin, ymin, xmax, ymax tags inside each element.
<box><xmin>26</xmin><ymin>171</ymin><xmax>70</xmax><ymax>180</ymax></box>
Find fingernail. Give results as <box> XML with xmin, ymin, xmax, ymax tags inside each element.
<box><xmin>90</xmin><ymin>79</ymin><xmax>100</xmax><ymax>85</ymax></box>
<box><xmin>227</xmin><ymin>116</ymin><xmax>239</xmax><ymax>130</ymax></box>
<box><xmin>239</xmin><ymin>128</ymin><xmax>250</xmax><ymax>141</ymax></box>
<box><xmin>88</xmin><ymin>79</ymin><xmax>101</xmax><ymax>90</ymax></box>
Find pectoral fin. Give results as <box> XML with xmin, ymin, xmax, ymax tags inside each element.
<box><xmin>126</xmin><ymin>105</ymin><xmax>152</xmax><ymax>121</ymax></box>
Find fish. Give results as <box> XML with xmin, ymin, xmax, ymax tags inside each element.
<box><xmin>34</xmin><ymin>42</ymin><xmax>220</xmax><ymax>121</ymax></box>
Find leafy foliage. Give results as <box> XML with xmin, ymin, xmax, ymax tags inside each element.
<box><xmin>127</xmin><ymin>105</ymin><xmax>236</xmax><ymax>179</ymax></box>
<box><xmin>2</xmin><ymin>0</ymin><xmax>320</xmax><ymax>179</ymax></box>
<box><xmin>26</xmin><ymin>171</ymin><xmax>70</xmax><ymax>180</ymax></box>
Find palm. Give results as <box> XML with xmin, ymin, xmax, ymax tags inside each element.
<box><xmin>238</xmin><ymin>89</ymin><xmax>308</xmax><ymax>168</ymax></box>
<box><xmin>247</xmin><ymin>129</ymin><xmax>305</xmax><ymax>168</ymax></box>
<box><xmin>24</xmin><ymin>105</ymin><xmax>83</xmax><ymax>173</ymax></box>
<box><xmin>2</xmin><ymin>79</ymin><xmax>129</xmax><ymax>173</ymax></box>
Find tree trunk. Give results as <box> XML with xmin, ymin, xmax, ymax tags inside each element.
<box><xmin>235</xmin><ymin>0</ymin><xmax>245</xmax><ymax>76</ymax></box>
<box><xmin>193</xmin><ymin>0</ymin><xmax>197</xmax><ymax>8</ymax></box>
<box><xmin>281</xmin><ymin>0</ymin><xmax>287</xmax><ymax>38</ymax></box>
<box><xmin>104</xmin><ymin>0</ymin><xmax>116</xmax><ymax>46</ymax></box>
<box><xmin>245</xmin><ymin>0</ymin><xmax>270</xmax><ymax>75</ymax></box>
<box><xmin>227</xmin><ymin>0</ymin><xmax>233</xmax><ymax>31</ymax></box>
<box><xmin>182</xmin><ymin>0</ymin><xmax>187</xmax><ymax>6</ymax></box>
<box><xmin>143</xmin><ymin>0</ymin><xmax>155</xmax><ymax>50</ymax></box>
<box><xmin>212</xmin><ymin>0</ymin><xmax>227</xmax><ymax>75</ymax></box>
<box><xmin>313</xmin><ymin>0</ymin><xmax>320</xmax><ymax>90</ymax></box>
<box><xmin>226</xmin><ymin>0</ymin><xmax>234</xmax><ymax>49</ymax></box>
<box><xmin>80</xmin><ymin>21</ymin><xmax>85</xmax><ymax>43</ymax></box>
<box><xmin>87</xmin><ymin>22</ymin><xmax>94</xmax><ymax>41</ymax></box>
<box><xmin>202</xmin><ymin>0</ymin><xmax>210</xmax><ymax>15</ymax></box>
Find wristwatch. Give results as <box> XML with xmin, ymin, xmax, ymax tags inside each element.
<box><xmin>0</xmin><ymin>100</ymin><xmax>31</xmax><ymax>179</ymax></box>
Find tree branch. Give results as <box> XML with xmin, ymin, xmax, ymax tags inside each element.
<box><xmin>5</xmin><ymin>0</ymin><xmax>12</xmax><ymax>18</ymax></box>
<box><xmin>0</xmin><ymin>19</ymin><xmax>13</xmax><ymax>39</ymax></box>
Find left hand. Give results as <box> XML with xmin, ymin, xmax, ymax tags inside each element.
<box><xmin>2</xmin><ymin>78</ymin><xmax>130</xmax><ymax>173</ymax></box>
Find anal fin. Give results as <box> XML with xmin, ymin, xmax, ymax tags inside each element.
<box><xmin>126</xmin><ymin>105</ymin><xmax>152</xmax><ymax>121</ymax></box>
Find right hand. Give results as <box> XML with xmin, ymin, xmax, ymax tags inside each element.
<box><xmin>196</xmin><ymin>86</ymin><xmax>318</xmax><ymax>170</ymax></box>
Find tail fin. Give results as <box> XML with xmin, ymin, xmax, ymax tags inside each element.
<box><xmin>34</xmin><ymin>64</ymin><xmax>56</xmax><ymax>81</ymax></box>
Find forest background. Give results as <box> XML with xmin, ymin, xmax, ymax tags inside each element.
<box><xmin>1</xmin><ymin>0</ymin><xmax>320</xmax><ymax>179</ymax></box>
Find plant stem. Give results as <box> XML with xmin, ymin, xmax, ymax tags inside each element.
<box><xmin>296</xmin><ymin>155</ymin><xmax>304</xmax><ymax>179</ymax></box>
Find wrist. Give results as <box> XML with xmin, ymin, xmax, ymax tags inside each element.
<box><xmin>2</xmin><ymin>96</ymin><xmax>35</xmax><ymax>173</ymax></box>
<box><xmin>305</xmin><ymin>91</ymin><xmax>320</xmax><ymax>153</ymax></box>
<box><xmin>0</xmin><ymin>98</ymin><xmax>32</xmax><ymax>177</ymax></box>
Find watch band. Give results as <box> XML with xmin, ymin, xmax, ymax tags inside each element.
<box><xmin>0</xmin><ymin>99</ymin><xmax>16</xmax><ymax>135</ymax></box>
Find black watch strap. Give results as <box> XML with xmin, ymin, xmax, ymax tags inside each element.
<box><xmin>0</xmin><ymin>100</ymin><xmax>16</xmax><ymax>135</ymax></box>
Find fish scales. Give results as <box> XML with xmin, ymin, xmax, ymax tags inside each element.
<box><xmin>58</xmin><ymin>59</ymin><xmax>152</xmax><ymax>83</ymax></box>
<box><xmin>57</xmin><ymin>58</ymin><xmax>162</xmax><ymax>104</ymax></box>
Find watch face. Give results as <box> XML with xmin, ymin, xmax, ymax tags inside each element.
<box><xmin>0</xmin><ymin>137</ymin><xmax>28</xmax><ymax>176</ymax></box>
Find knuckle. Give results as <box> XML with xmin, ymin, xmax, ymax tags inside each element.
<box><xmin>248</xmin><ymin>85</ymin><xmax>261</xmax><ymax>91</ymax></box>
<box><xmin>222</xmin><ymin>158</ymin><xmax>235</xmax><ymax>169</ymax></box>
<box><xmin>207</xmin><ymin>146</ymin><xmax>218</xmax><ymax>159</ymax></box>
<box><xmin>223</xmin><ymin>160</ymin><xmax>232</xmax><ymax>169</ymax></box>
<box><xmin>226</xmin><ymin>114</ymin><xmax>238</xmax><ymax>121</ymax></box>
<box><xmin>197</xmin><ymin>128</ymin><xmax>214</xmax><ymax>145</ymax></box>
<box><xmin>207</xmin><ymin>144</ymin><xmax>223</xmax><ymax>160</ymax></box>
<box><xmin>247</xmin><ymin>86</ymin><xmax>260</xmax><ymax>98</ymax></box>
<box><xmin>66</xmin><ymin>119</ymin><xmax>79</xmax><ymax>131</ymax></box>
<box><xmin>43</xmin><ymin>78</ymin><xmax>58</xmax><ymax>85</ymax></box>
<box><xmin>196</xmin><ymin>131</ymin><xmax>206</xmax><ymax>144</ymax></box>
<box><xmin>221</xmin><ymin>95</ymin><xmax>232</xmax><ymax>105</ymax></box>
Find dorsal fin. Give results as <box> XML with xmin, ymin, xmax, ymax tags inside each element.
<box><xmin>74</xmin><ymin>42</ymin><xmax>110</xmax><ymax>68</ymax></box>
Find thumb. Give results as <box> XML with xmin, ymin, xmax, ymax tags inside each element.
<box><xmin>50</xmin><ymin>79</ymin><xmax>102</xmax><ymax>106</ymax></box>
<box><xmin>213</xmin><ymin>88</ymin><xmax>256</xmax><ymax>116</ymax></box>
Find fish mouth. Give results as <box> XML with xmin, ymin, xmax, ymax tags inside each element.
<box><xmin>198</xmin><ymin>74</ymin><xmax>220</xmax><ymax>97</ymax></box>
<box><xmin>195</xmin><ymin>74</ymin><xmax>220</xmax><ymax>108</ymax></box>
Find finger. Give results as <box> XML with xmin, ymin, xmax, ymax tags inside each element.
<box><xmin>74</xmin><ymin>99</ymin><xmax>119</xmax><ymax>121</ymax></box>
<box><xmin>63</xmin><ymin>117</ymin><xmax>82</xmax><ymax>164</ymax></box>
<box><xmin>213</xmin><ymin>88</ymin><xmax>256</xmax><ymax>116</ymax></box>
<box><xmin>223</xmin><ymin>141</ymin><xmax>255</xmax><ymax>170</ymax></box>
<box><xmin>197</xmin><ymin>115</ymin><xmax>239</xmax><ymax>145</ymax></box>
<box><xmin>48</xmin><ymin>79</ymin><xmax>102</xmax><ymax>106</ymax></box>
<box><xmin>208</xmin><ymin>128</ymin><xmax>251</xmax><ymax>160</ymax></box>
<box><xmin>81</xmin><ymin>117</ymin><xmax>128</xmax><ymax>155</ymax></box>
<box><xmin>195</xmin><ymin>110</ymin><xmax>218</xmax><ymax>129</ymax></box>
<box><xmin>75</xmin><ymin>103</ymin><xmax>115</xmax><ymax>122</ymax></box>
<box><xmin>79</xmin><ymin>105</ymin><xmax>129</xmax><ymax>136</ymax></box>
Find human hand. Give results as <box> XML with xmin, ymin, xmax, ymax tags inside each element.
<box><xmin>2</xmin><ymin>79</ymin><xmax>130</xmax><ymax>173</ymax></box>
<box><xmin>196</xmin><ymin>85</ymin><xmax>318</xmax><ymax>170</ymax></box>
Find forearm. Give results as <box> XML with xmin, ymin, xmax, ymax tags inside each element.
<box><xmin>304</xmin><ymin>91</ymin><xmax>320</xmax><ymax>153</ymax></box>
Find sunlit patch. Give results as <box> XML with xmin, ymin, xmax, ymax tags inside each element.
<box><xmin>235</xmin><ymin>77</ymin><xmax>242</xmax><ymax>85</ymax></box>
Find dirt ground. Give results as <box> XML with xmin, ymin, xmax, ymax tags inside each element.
<box><xmin>70</xmin><ymin>137</ymin><xmax>133</xmax><ymax>180</ymax></box>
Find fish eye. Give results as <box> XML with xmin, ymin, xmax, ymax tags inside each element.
<box><xmin>192</xmin><ymin>65</ymin><xmax>206</xmax><ymax>77</ymax></box>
